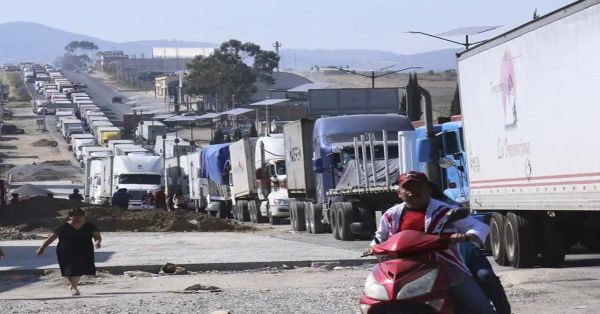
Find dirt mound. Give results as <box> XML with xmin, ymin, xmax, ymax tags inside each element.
<box><xmin>0</xmin><ymin>197</ymin><xmax>253</xmax><ymax>234</ymax></box>
<box><xmin>31</xmin><ymin>139</ymin><xmax>54</xmax><ymax>147</ymax></box>
<box><xmin>40</xmin><ymin>160</ymin><xmax>73</xmax><ymax>166</ymax></box>
<box><xmin>6</xmin><ymin>163</ymin><xmax>82</xmax><ymax>182</ymax></box>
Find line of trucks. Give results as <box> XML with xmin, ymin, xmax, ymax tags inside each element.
<box><xmin>24</xmin><ymin>0</ymin><xmax>600</xmax><ymax>269</ymax></box>
<box><xmin>214</xmin><ymin>0</ymin><xmax>600</xmax><ymax>269</ymax></box>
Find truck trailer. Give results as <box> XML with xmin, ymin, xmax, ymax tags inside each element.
<box><xmin>443</xmin><ymin>0</ymin><xmax>600</xmax><ymax>268</ymax></box>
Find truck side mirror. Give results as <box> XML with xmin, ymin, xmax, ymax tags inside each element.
<box><xmin>417</xmin><ymin>138</ymin><xmax>432</xmax><ymax>162</ymax></box>
<box><xmin>312</xmin><ymin>157</ymin><xmax>323</xmax><ymax>173</ymax></box>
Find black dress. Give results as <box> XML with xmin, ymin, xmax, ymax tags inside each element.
<box><xmin>54</xmin><ymin>222</ymin><xmax>98</xmax><ymax>276</ymax></box>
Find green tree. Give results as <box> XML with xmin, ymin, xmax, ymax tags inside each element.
<box><xmin>232</xmin><ymin>128</ymin><xmax>243</xmax><ymax>141</ymax></box>
<box><xmin>185</xmin><ymin>39</ymin><xmax>280</xmax><ymax>110</ymax></box>
<box><xmin>59</xmin><ymin>41</ymin><xmax>99</xmax><ymax>70</ymax></box>
<box><xmin>249</xmin><ymin>123</ymin><xmax>259</xmax><ymax>138</ymax></box>
<box><xmin>450</xmin><ymin>84</ymin><xmax>461</xmax><ymax>116</ymax></box>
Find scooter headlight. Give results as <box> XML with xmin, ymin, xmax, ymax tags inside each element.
<box><xmin>396</xmin><ymin>268</ymin><xmax>438</xmax><ymax>300</ymax></box>
<box><xmin>364</xmin><ymin>273</ymin><xmax>390</xmax><ymax>301</ymax></box>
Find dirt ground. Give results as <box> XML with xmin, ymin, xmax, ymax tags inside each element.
<box><xmin>0</xmin><ymin>196</ymin><xmax>253</xmax><ymax>238</ymax></box>
<box><xmin>2</xmin><ymin>261</ymin><xmax>600</xmax><ymax>314</ymax></box>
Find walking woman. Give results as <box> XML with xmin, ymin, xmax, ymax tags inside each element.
<box><xmin>36</xmin><ymin>208</ymin><xmax>102</xmax><ymax>296</ymax></box>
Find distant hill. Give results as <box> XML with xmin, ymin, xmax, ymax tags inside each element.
<box><xmin>0</xmin><ymin>21</ymin><xmax>459</xmax><ymax>71</ymax></box>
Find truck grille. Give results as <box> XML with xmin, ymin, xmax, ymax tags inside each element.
<box><xmin>127</xmin><ymin>190</ymin><xmax>145</xmax><ymax>202</ymax></box>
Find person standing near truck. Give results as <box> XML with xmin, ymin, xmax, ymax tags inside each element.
<box><xmin>111</xmin><ymin>188</ymin><xmax>129</xmax><ymax>210</ymax></box>
<box><xmin>154</xmin><ymin>187</ymin><xmax>166</xmax><ymax>209</ymax></box>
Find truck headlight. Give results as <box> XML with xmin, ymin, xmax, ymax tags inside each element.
<box><xmin>364</xmin><ymin>273</ymin><xmax>390</xmax><ymax>301</ymax></box>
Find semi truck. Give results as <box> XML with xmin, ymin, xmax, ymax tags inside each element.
<box><xmin>230</xmin><ymin>135</ymin><xmax>291</xmax><ymax>225</ymax></box>
<box><xmin>85</xmin><ymin>154</ymin><xmax>162</xmax><ymax>209</ymax></box>
<box><xmin>283</xmin><ymin>114</ymin><xmax>416</xmax><ymax>239</ymax></box>
<box><xmin>432</xmin><ymin>0</ymin><xmax>600</xmax><ymax>268</ymax></box>
<box><xmin>95</xmin><ymin>126</ymin><xmax>122</xmax><ymax>146</ymax></box>
<box><xmin>137</xmin><ymin>121</ymin><xmax>167</xmax><ymax>144</ymax></box>
<box><xmin>200</xmin><ymin>143</ymin><xmax>232</xmax><ymax>218</ymax></box>
<box><xmin>112</xmin><ymin>155</ymin><xmax>162</xmax><ymax>209</ymax></box>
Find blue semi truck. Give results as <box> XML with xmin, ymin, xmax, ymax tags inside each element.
<box><xmin>283</xmin><ymin>114</ymin><xmax>418</xmax><ymax>240</ymax></box>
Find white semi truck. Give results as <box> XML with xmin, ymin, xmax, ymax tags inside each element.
<box><xmin>454</xmin><ymin>0</ymin><xmax>600</xmax><ymax>267</ymax></box>
<box><xmin>230</xmin><ymin>135</ymin><xmax>291</xmax><ymax>224</ymax></box>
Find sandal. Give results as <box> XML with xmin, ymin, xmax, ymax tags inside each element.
<box><xmin>70</xmin><ymin>287</ymin><xmax>80</xmax><ymax>296</ymax></box>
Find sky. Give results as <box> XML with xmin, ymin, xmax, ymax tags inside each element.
<box><xmin>1</xmin><ymin>0</ymin><xmax>575</xmax><ymax>54</ymax></box>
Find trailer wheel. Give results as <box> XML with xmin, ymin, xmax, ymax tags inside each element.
<box><xmin>540</xmin><ymin>218</ymin><xmax>566</xmax><ymax>267</ymax></box>
<box><xmin>357</xmin><ymin>206</ymin><xmax>375</xmax><ymax>240</ymax></box>
<box><xmin>305</xmin><ymin>204</ymin><xmax>313</xmax><ymax>233</ymax></box>
<box><xmin>217</xmin><ymin>202</ymin><xmax>228</xmax><ymax>219</ymax></box>
<box><xmin>490</xmin><ymin>213</ymin><xmax>510</xmax><ymax>266</ymax></box>
<box><xmin>295</xmin><ymin>202</ymin><xmax>306</xmax><ymax>231</ymax></box>
<box><xmin>290</xmin><ymin>201</ymin><xmax>298</xmax><ymax>230</ymax></box>
<box><xmin>309</xmin><ymin>203</ymin><xmax>327</xmax><ymax>234</ymax></box>
<box><xmin>504</xmin><ymin>212</ymin><xmax>537</xmax><ymax>268</ymax></box>
<box><xmin>330</xmin><ymin>203</ymin><xmax>340</xmax><ymax>240</ymax></box>
<box><xmin>239</xmin><ymin>200</ymin><xmax>250</xmax><ymax>222</ymax></box>
<box><xmin>337</xmin><ymin>202</ymin><xmax>355</xmax><ymax>241</ymax></box>
<box><xmin>232</xmin><ymin>203</ymin><xmax>239</xmax><ymax>220</ymax></box>
<box><xmin>249</xmin><ymin>201</ymin><xmax>258</xmax><ymax>223</ymax></box>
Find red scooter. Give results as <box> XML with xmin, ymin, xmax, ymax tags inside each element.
<box><xmin>352</xmin><ymin>209</ymin><xmax>472</xmax><ymax>314</ymax></box>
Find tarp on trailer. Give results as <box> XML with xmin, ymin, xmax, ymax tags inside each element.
<box><xmin>200</xmin><ymin>143</ymin><xmax>231</xmax><ymax>185</ymax></box>
<box><xmin>334</xmin><ymin>159</ymin><xmax>400</xmax><ymax>191</ymax></box>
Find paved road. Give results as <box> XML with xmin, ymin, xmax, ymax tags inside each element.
<box><xmin>0</xmin><ymin>232</ymin><xmax>370</xmax><ymax>273</ymax></box>
<box><xmin>63</xmin><ymin>71</ymin><xmax>126</xmax><ymax>126</ymax></box>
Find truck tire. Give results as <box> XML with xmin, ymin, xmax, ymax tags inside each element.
<box><xmin>540</xmin><ymin>218</ymin><xmax>566</xmax><ymax>267</ymax></box>
<box><xmin>310</xmin><ymin>203</ymin><xmax>327</xmax><ymax>234</ymax></box>
<box><xmin>357</xmin><ymin>206</ymin><xmax>375</xmax><ymax>240</ymax></box>
<box><xmin>249</xmin><ymin>201</ymin><xmax>258</xmax><ymax>223</ymax></box>
<box><xmin>268</xmin><ymin>206</ymin><xmax>279</xmax><ymax>225</ymax></box>
<box><xmin>490</xmin><ymin>213</ymin><xmax>510</xmax><ymax>266</ymax></box>
<box><xmin>295</xmin><ymin>202</ymin><xmax>306</xmax><ymax>231</ymax></box>
<box><xmin>290</xmin><ymin>201</ymin><xmax>298</xmax><ymax>230</ymax></box>
<box><xmin>330</xmin><ymin>203</ymin><xmax>340</xmax><ymax>240</ymax></box>
<box><xmin>232</xmin><ymin>203</ymin><xmax>239</xmax><ymax>220</ymax></box>
<box><xmin>239</xmin><ymin>200</ymin><xmax>250</xmax><ymax>222</ymax></box>
<box><xmin>337</xmin><ymin>202</ymin><xmax>355</xmax><ymax>241</ymax></box>
<box><xmin>504</xmin><ymin>212</ymin><xmax>537</xmax><ymax>268</ymax></box>
<box><xmin>217</xmin><ymin>202</ymin><xmax>228</xmax><ymax>219</ymax></box>
<box><xmin>305</xmin><ymin>204</ymin><xmax>313</xmax><ymax>233</ymax></box>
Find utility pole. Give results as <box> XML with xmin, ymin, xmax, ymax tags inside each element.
<box><xmin>162</xmin><ymin>134</ymin><xmax>169</xmax><ymax>210</ymax></box>
<box><xmin>273</xmin><ymin>41</ymin><xmax>282</xmax><ymax>72</ymax></box>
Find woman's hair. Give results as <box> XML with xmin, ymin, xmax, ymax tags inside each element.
<box><xmin>67</xmin><ymin>208</ymin><xmax>85</xmax><ymax>218</ymax></box>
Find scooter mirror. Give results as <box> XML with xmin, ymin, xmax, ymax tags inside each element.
<box><xmin>438</xmin><ymin>157</ymin><xmax>456</xmax><ymax>169</ymax></box>
<box><xmin>350</xmin><ymin>222</ymin><xmax>367</xmax><ymax>236</ymax></box>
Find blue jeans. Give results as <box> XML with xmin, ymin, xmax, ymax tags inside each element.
<box><xmin>460</xmin><ymin>242</ymin><xmax>511</xmax><ymax>314</ymax></box>
<box><xmin>450</xmin><ymin>276</ymin><xmax>496</xmax><ymax>314</ymax></box>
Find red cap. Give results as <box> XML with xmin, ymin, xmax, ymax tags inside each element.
<box><xmin>398</xmin><ymin>171</ymin><xmax>429</xmax><ymax>187</ymax></box>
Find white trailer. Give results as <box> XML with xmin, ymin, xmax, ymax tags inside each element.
<box><xmin>186</xmin><ymin>150</ymin><xmax>207</xmax><ymax>211</ymax></box>
<box><xmin>85</xmin><ymin>154</ymin><xmax>113</xmax><ymax>205</ymax></box>
<box><xmin>138</xmin><ymin>121</ymin><xmax>167</xmax><ymax>144</ymax></box>
<box><xmin>154</xmin><ymin>136</ymin><xmax>191</xmax><ymax>158</ymax></box>
<box><xmin>230</xmin><ymin>136</ymin><xmax>291</xmax><ymax>224</ymax></box>
<box><xmin>457</xmin><ymin>0</ymin><xmax>600</xmax><ymax>268</ymax></box>
<box><xmin>74</xmin><ymin>138</ymin><xmax>97</xmax><ymax>160</ymax></box>
<box><xmin>60</xmin><ymin>119</ymin><xmax>84</xmax><ymax>139</ymax></box>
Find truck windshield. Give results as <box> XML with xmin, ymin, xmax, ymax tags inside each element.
<box><xmin>275</xmin><ymin>160</ymin><xmax>286</xmax><ymax>175</ymax></box>
<box><xmin>118</xmin><ymin>174</ymin><xmax>161</xmax><ymax>185</ymax></box>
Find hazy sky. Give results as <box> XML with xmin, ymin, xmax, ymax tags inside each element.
<box><xmin>1</xmin><ymin>0</ymin><xmax>575</xmax><ymax>54</ymax></box>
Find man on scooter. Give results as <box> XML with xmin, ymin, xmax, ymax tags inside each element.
<box><xmin>365</xmin><ymin>171</ymin><xmax>510</xmax><ymax>314</ymax></box>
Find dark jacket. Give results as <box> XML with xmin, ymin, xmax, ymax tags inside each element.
<box><xmin>111</xmin><ymin>189</ymin><xmax>130</xmax><ymax>208</ymax></box>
